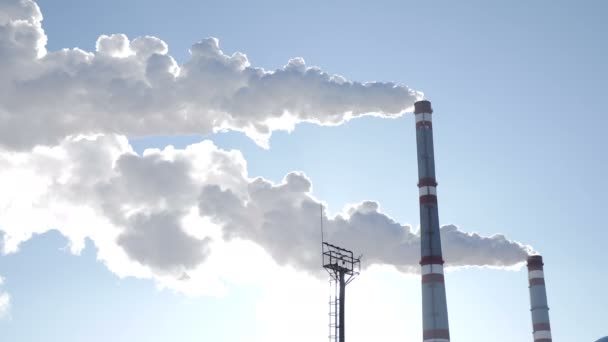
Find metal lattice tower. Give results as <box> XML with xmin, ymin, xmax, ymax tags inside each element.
<box><xmin>322</xmin><ymin>242</ymin><xmax>360</xmax><ymax>342</ymax></box>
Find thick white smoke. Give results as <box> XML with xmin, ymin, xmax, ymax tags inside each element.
<box><xmin>0</xmin><ymin>135</ymin><xmax>532</xmax><ymax>290</ymax></box>
<box><xmin>199</xmin><ymin>174</ymin><xmax>533</xmax><ymax>274</ymax></box>
<box><xmin>0</xmin><ymin>0</ymin><xmax>420</xmax><ymax>151</ymax></box>
<box><xmin>0</xmin><ymin>0</ymin><xmax>534</xmax><ymax>296</ymax></box>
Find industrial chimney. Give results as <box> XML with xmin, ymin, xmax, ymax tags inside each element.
<box><xmin>527</xmin><ymin>255</ymin><xmax>552</xmax><ymax>342</ymax></box>
<box><xmin>414</xmin><ymin>100</ymin><xmax>451</xmax><ymax>342</ymax></box>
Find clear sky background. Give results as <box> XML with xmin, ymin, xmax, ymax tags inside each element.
<box><xmin>1</xmin><ymin>1</ymin><xmax>607</xmax><ymax>341</ymax></box>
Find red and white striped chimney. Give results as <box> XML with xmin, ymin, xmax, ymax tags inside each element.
<box><xmin>527</xmin><ymin>255</ymin><xmax>552</xmax><ymax>342</ymax></box>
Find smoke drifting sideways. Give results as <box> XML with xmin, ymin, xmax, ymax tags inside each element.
<box><xmin>0</xmin><ymin>0</ymin><xmax>420</xmax><ymax>151</ymax></box>
<box><xmin>0</xmin><ymin>135</ymin><xmax>533</xmax><ymax>292</ymax></box>
<box><xmin>199</xmin><ymin>176</ymin><xmax>534</xmax><ymax>275</ymax></box>
<box><xmin>0</xmin><ymin>0</ymin><xmax>534</xmax><ymax>294</ymax></box>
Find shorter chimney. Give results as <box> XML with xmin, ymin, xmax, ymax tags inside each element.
<box><xmin>527</xmin><ymin>255</ymin><xmax>552</xmax><ymax>342</ymax></box>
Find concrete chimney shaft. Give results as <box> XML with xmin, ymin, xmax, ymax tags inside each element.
<box><xmin>527</xmin><ymin>255</ymin><xmax>552</xmax><ymax>342</ymax></box>
<box><xmin>414</xmin><ymin>100</ymin><xmax>451</xmax><ymax>342</ymax></box>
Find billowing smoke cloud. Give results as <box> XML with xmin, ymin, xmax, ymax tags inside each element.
<box><xmin>0</xmin><ymin>134</ymin><xmax>243</xmax><ymax>276</ymax></box>
<box><xmin>0</xmin><ymin>0</ymin><xmax>534</xmax><ymax>296</ymax></box>
<box><xmin>0</xmin><ymin>0</ymin><xmax>420</xmax><ymax>151</ymax></box>
<box><xmin>0</xmin><ymin>135</ymin><xmax>532</xmax><ymax>290</ymax></box>
<box><xmin>199</xmin><ymin>174</ymin><xmax>533</xmax><ymax>274</ymax></box>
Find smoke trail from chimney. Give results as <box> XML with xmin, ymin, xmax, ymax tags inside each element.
<box><xmin>0</xmin><ymin>0</ymin><xmax>421</xmax><ymax>151</ymax></box>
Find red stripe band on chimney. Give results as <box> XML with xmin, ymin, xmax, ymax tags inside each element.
<box><xmin>533</xmin><ymin>323</ymin><xmax>551</xmax><ymax>332</ymax></box>
<box><xmin>422</xmin><ymin>274</ymin><xmax>445</xmax><ymax>284</ymax></box>
<box><xmin>423</xmin><ymin>329</ymin><xmax>450</xmax><ymax>339</ymax></box>
<box><xmin>418</xmin><ymin>178</ymin><xmax>438</xmax><ymax>187</ymax></box>
<box><xmin>420</xmin><ymin>256</ymin><xmax>445</xmax><ymax>265</ymax></box>
<box><xmin>420</xmin><ymin>194</ymin><xmax>437</xmax><ymax>205</ymax></box>
<box><xmin>527</xmin><ymin>255</ymin><xmax>544</xmax><ymax>268</ymax></box>
<box><xmin>529</xmin><ymin>278</ymin><xmax>545</xmax><ymax>286</ymax></box>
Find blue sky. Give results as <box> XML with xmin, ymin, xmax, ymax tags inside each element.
<box><xmin>1</xmin><ymin>0</ymin><xmax>607</xmax><ymax>341</ymax></box>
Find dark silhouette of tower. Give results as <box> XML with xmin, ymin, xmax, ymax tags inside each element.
<box><xmin>323</xmin><ymin>242</ymin><xmax>360</xmax><ymax>342</ymax></box>
<box><xmin>414</xmin><ymin>100</ymin><xmax>451</xmax><ymax>342</ymax></box>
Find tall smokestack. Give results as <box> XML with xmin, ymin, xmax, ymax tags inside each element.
<box><xmin>527</xmin><ymin>255</ymin><xmax>552</xmax><ymax>342</ymax></box>
<box><xmin>414</xmin><ymin>100</ymin><xmax>451</xmax><ymax>342</ymax></box>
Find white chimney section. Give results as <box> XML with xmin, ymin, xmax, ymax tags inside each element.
<box><xmin>414</xmin><ymin>100</ymin><xmax>451</xmax><ymax>342</ymax></box>
<box><xmin>527</xmin><ymin>255</ymin><xmax>552</xmax><ymax>342</ymax></box>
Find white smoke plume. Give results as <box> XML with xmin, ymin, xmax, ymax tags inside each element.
<box><xmin>0</xmin><ymin>135</ymin><xmax>532</xmax><ymax>291</ymax></box>
<box><xmin>0</xmin><ymin>0</ymin><xmax>420</xmax><ymax>151</ymax></box>
<box><xmin>199</xmin><ymin>174</ymin><xmax>533</xmax><ymax>274</ymax></box>
<box><xmin>0</xmin><ymin>0</ymin><xmax>534</xmax><ymax>296</ymax></box>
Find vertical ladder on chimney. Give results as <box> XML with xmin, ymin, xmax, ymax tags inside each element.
<box><xmin>328</xmin><ymin>277</ymin><xmax>339</xmax><ymax>342</ymax></box>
